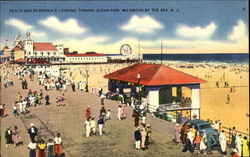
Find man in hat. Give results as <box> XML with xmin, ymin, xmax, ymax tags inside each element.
<box><xmin>28</xmin><ymin>123</ymin><xmax>38</xmax><ymax>141</ymax></box>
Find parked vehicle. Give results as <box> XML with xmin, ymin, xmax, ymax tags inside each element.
<box><xmin>181</xmin><ymin>119</ymin><xmax>220</xmax><ymax>146</ymax></box>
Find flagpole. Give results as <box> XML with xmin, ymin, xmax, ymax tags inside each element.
<box><xmin>161</xmin><ymin>40</ymin><xmax>163</xmax><ymax>65</ymax></box>
<box><xmin>138</xmin><ymin>42</ymin><xmax>140</xmax><ymax>63</ymax></box>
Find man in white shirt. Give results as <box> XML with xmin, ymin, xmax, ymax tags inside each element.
<box><xmin>54</xmin><ymin>133</ymin><xmax>63</xmax><ymax>157</ymax></box>
<box><xmin>28</xmin><ymin>140</ymin><xmax>37</xmax><ymax>157</ymax></box>
<box><xmin>219</xmin><ymin>130</ymin><xmax>227</xmax><ymax>156</ymax></box>
<box><xmin>85</xmin><ymin>118</ymin><xmax>91</xmax><ymax>137</ymax></box>
<box><xmin>235</xmin><ymin>134</ymin><xmax>242</xmax><ymax>156</ymax></box>
<box><xmin>19</xmin><ymin>100</ymin><xmax>24</xmax><ymax>114</ymax></box>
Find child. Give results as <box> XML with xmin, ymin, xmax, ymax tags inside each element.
<box><xmin>106</xmin><ymin>109</ymin><xmax>111</xmax><ymax>120</ymax></box>
<box><xmin>47</xmin><ymin>139</ymin><xmax>54</xmax><ymax>157</ymax></box>
<box><xmin>13</xmin><ymin>103</ymin><xmax>19</xmax><ymax>118</ymax></box>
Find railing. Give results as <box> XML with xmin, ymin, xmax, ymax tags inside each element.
<box><xmin>222</xmin><ymin>126</ymin><xmax>249</xmax><ymax>143</ymax></box>
<box><xmin>158</xmin><ymin>103</ymin><xmax>192</xmax><ymax>111</ymax></box>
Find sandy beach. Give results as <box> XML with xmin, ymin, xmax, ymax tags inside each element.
<box><xmin>59</xmin><ymin>61</ymin><xmax>249</xmax><ymax>134</ymax></box>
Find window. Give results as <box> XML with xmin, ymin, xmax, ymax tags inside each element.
<box><xmin>41</xmin><ymin>52</ymin><xmax>43</xmax><ymax>56</ymax></box>
<box><xmin>54</xmin><ymin>52</ymin><xmax>56</xmax><ymax>55</ymax></box>
<box><xmin>47</xmin><ymin>52</ymin><xmax>50</xmax><ymax>56</ymax></box>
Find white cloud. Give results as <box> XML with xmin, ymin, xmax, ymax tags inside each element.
<box><xmin>32</xmin><ymin>31</ymin><xmax>46</xmax><ymax>37</ymax></box>
<box><xmin>120</xmin><ymin>15</ymin><xmax>164</xmax><ymax>33</ymax></box>
<box><xmin>5</xmin><ymin>18</ymin><xmax>33</xmax><ymax>31</ymax></box>
<box><xmin>176</xmin><ymin>22</ymin><xmax>217</xmax><ymax>39</ymax></box>
<box><xmin>39</xmin><ymin>16</ymin><xmax>87</xmax><ymax>34</ymax></box>
<box><xmin>81</xmin><ymin>36</ymin><xmax>110</xmax><ymax>44</ymax></box>
<box><xmin>228</xmin><ymin>19</ymin><xmax>248</xmax><ymax>42</ymax></box>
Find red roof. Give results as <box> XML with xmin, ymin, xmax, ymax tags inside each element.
<box><xmin>18</xmin><ymin>41</ymin><xmax>24</xmax><ymax>47</ymax></box>
<box><xmin>65</xmin><ymin>53</ymin><xmax>106</xmax><ymax>57</ymax></box>
<box><xmin>15</xmin><ymin>58</ymin><xmax>27</xmax><ymax>63</ymax></box>
<box><xmin>33</xmin><ymin>43</ymin><xmax>57</xmax><ymax>51</ymax></box>
<box><xmin>12</xmin><ymin>46</ymin><xmax>23</xmax><ymax>51</ymax></box>
<box><xmin>104</xmin><ymin>63</ymin><xmax>206</xmax><ymax>86</ymax></box>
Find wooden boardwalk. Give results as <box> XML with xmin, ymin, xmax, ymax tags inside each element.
<box><xmin>1</xmin><ymin>73</ymin><xmax>223</xmax><ymax>157</ymax></box>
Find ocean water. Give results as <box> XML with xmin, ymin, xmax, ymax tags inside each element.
<box><xmin>143</xmin><ymin>53</ymin><xmax>249</xmax><ymax>64</ymax></box>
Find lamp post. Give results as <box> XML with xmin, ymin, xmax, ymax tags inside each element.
<box><xmin>137</xmin><ymin>73</ymin><xmax>141</xmax><ymax>105</ymax></box>
<box><xmin>85</xmin><ymin>68</ymin><xmax>89</xmax><ymax>92</ymax></box>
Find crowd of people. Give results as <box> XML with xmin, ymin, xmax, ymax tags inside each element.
<box><xmin>1</xmin><ymin>64</ymin><xmax>249</xmax><ymax>156</ymax></box>
<box><xmin>174</xmin><ymin>121</ymin><xmax>249</xmax><ymax>157</ymax></box>
<box><xmin>134</xmin><ymin>124</ymin><xmax>152</xmax><ymax>150</ymax></box>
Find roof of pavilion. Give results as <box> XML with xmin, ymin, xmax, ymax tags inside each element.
<box><xmin>104</xmin><ymin>63</ymin><xmax>206</xmax><ymax>86</ymax></box>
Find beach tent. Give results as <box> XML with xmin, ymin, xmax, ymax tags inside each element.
<box><xmin>104</xmin><ymin>63</ymin><xmax>206</xmax><ymax>119</ymax></box>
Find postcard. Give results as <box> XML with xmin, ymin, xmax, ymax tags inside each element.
<box><xmin>0</xmin><ymin>0</ymin><xmax>249</xmax><ymax>157</ymax></box>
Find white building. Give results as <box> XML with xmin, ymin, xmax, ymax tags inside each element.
<box><xmin>13</xmin><ymin>32</ymin><xmax>65</xmax><ymax>63</ymax></box>
<box><xmin>65</xmin><ymin>52</ymin><xmax>107</xmax><ymax>63</ymax></box>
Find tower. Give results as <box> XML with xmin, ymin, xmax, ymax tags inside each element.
<box><xmin>14</xmin><ymin>33</ymin><xmax>21</xmax><ymax>47</ymax></box>
<box><xmin>24</xmin><ymin>32</ymin><xmax>33</xmax><ymax>54</ymax></box>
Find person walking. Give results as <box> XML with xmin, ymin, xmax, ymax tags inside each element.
<box><xmin>121</xmin><ymin>105</ymin><xmax>127</xmax><ymax>119</ymax></box>
<box><xmin>5</xmin><ymin>127</ymin><xmax>13</xmax><ymax>148</ymax></box>
<box><xmin>100</xmin><ymin>106</ymin><xmax>106</xmax><ymax>119</ymax></box>
<box><xmin>71</xmin><ymin>83</ymin><xmax>75</xmax><ymax>92</ymax></box>
<box><xmin>85</xmin><ymin>106</ymin><xmax>91</xmax><ymax>119</ymax></box>
<box><xmin>193</xmin><ymin>131</ymin><xmax>201</xmax><ymax>155</ymax></box>
<box><xmin>11</xmin><ymin>126</ymin><xmax>20</xmax><ymax>147</ymax></box>
<box><xmin>2</xmin><ymin>104</ymin><xmax>7</xmax><ymax>117</ymax></box>
<box><xmin>17</xmin><ymin>92</ymin><xmax>22</xmax><ymax>102</ymax></box>
<box><xmin>106</xmin><ymin>109</ymin><xmax>111</xmax><ymax>120</ymax></box>
<box><xmin>117</xmin><ymin>105</ymin><xmax>122</xmax><ymax>120</ymax></box>
<box><xmin>28</xmin><ymin>123</ymin><xmax>38</xmax><ymax>142</ymax></box>
<box><xmin>174</xmin><ymin>123</ymin><xmax>181</xmax><ymax>144</ymax></box>
<box><xmin>13</xmin><ymin>103</ymin><xmax>19</xmax><ymax>118</ymax></box>
<box><xmin>85</xmin><ymin>117</ymin><xmax>91</xmax><ymax>137</ymax></box>
<box><xmin>242</xmin><ymin>136</ymin><xmax>249</xmax><ymax>157</ymax></box>
<box><xmin>145</xmin><ymin>124</ymin><xmax>152</xmax><ymax>146</ymax></box>
<box><xmin>231</xmin><ymin>127</ymin><xmax>236</xmax><ymax>149</ymax></box>
<box><xmin>90</xmin><ymin>117</ymin><xmax>96</xmax><ymax>136</ymax></box>
<box><xmin>134</xmin><ymin>125</ymin><xmax>141</xmax><ymax>150</ymax></box>
<box><xmin>140</xmin><ymin>124</ymin><xmax>147</xmax><ymax>150</ymax></box>
<box><xmin>97</xmin><ymin>116</ymin><xmax>105</xmax><ymax>136</ymax></box>
<box><xmin>28</xmin><ymin>140</ymin><xmax>37</xmax><ymax>157</ymax></box>
<box><xmin>235</xmin><ymin>134</ymin><xmax>242</xmax><ymax>156</ymax></box>
<box><xmin>219</xmin><ymin>130</ymin><xmax>227</xmax><ymax>156</ymax></box>
<box><xmin>132</xmin><ymin>109</ymin><xmax>140</xmax><ymax>127</ymax></box>
<box><xmin>37</xmin><ymin>139</ymin><xmax>46</xmax><ymax>157</ymax></box>
<box><xmin>45</xmin><ymin>94</ymin><xmax>50</xmax><ymax>105</ymax></box>
<box><xmin>54</xmin><ymin>133</ymin><xmax>63</xmax><ymax>157</ymax></box>
<box><xmin>182</xmin><ymin>128</ymin><xmax>194</xmax><ymax>153</ymax></box>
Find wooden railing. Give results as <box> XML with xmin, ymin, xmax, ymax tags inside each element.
<box><xmin>222</xmin><ymin>126</ymin><xmax>249</xmax><ymax>143</ymax></box>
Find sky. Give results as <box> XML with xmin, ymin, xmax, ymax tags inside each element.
<box><xmin>0</xmin><ymin>0</ymin><xmax>249</xmax><ymax>54</ymax></box>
